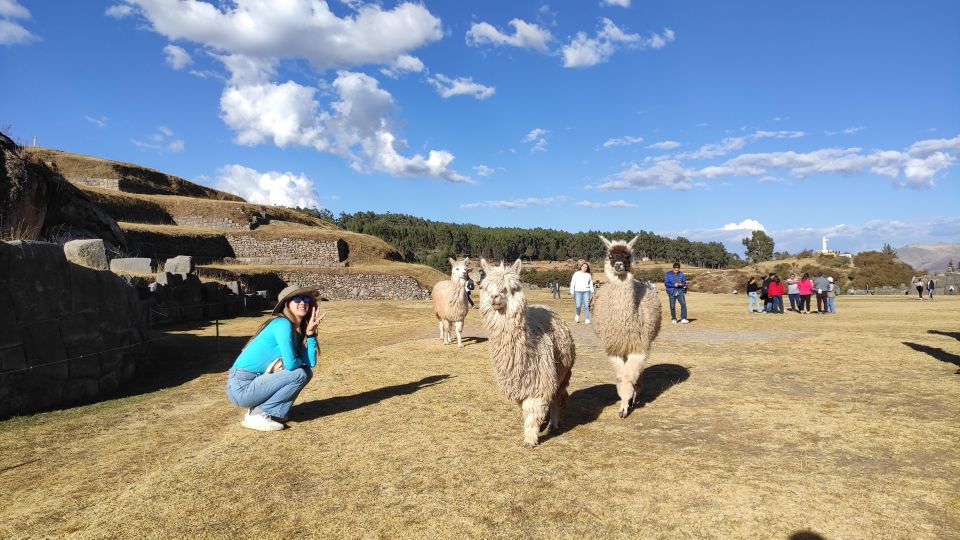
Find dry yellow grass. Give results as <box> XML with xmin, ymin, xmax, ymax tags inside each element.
<box><xmin>199</xmin><ymin>261</ymin><xmax>446</xmax><ymax>290</ymax></box>
<box><xmin>1</xmin><ymin>293</ymin><xmax>957</xmax><ymax>538</ymax></box>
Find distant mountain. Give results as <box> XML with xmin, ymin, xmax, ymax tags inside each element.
<box><xmin>896</xmin><ymin>243</ymin><xmax>960</xmax><ymax>273</ymax></box>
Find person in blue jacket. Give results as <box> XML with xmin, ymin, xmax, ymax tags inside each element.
<box><xmin>226</xmin><ymin>285</ymin><xmax>324</xmax><ymax>431</ymax></box>
<box><xmin>664</xmin><ymin>262</ymin><xmax>689</xmax><ymax>324</ymax></box>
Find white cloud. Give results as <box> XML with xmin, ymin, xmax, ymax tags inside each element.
<box><xmin>84</xmin><ymin>115</ymin><xmax>109</xmax><ymax>128</ymax></box>
<box><xmin>215</xmin><ymin>164</ymin><xmax>321</xmax><ymax>209</ymax></box>
<box><xmin>0</xmin><ymin>0</ymin><xmax>37</xmax><ymax>45</ymax></box>
<box><xmin>473</xmin><ymin>164</ymin><xmax>495</xmax><ymax>177</ymax></box>
<box><xmin>601</xmin><ymin>0</ymin><xmax>631</xmax><ymax>7</ymax></box>
<box><xmin>426</xmin><ymin>74</ymin><xmax>496</xmax><ymax>100</ymax></box>
<box><xmin>562</xmin><ymin>19</ymin><xmax>674</xmax><ymax>68</ymax></box>
<box><xmin>647</xmin><ymin>140</ymin><xmax>682</xmax><ymax>150</ymax></box>
<box><xmin>105</xmin><ymin>4</ymin><xmax>133</xmax><ymax>19</ymax></box>
<box><xmin>466</xmin><ymin>18</ymin><xmax>553</xmax><ymax>53</ymax></box>
<box><xmin>164</xmin><ymin>44</ymin><xmax>192</xmax><ymax>69</ymax></box>
<box><xmin>524</xmin><ymin>128</ymin><xmax>549</xmax><ymax>152</ymax></box>
<box><xmin>720</xmin><ymin>219</ymin><xmax>765</xmax><ymax>232</ymax></box>
<box><xmin>167</xmin><ymin>139</ymin><xmax>185</xmax><ymax>153</ymax></box>
<box><xmin>461</xmin><ymin>196</ymin><xmax>566</xmax><ymax>209</ymax></box>
<box><xmin>117</xmin><ymin>1</ymin><xmax>467</xmax><ymax>183</ymax></box>
<box><xmin>602</xmin><ymin>135</ymin><xmax>643</xmax><ymax>148</ymax></box>
<box><xmin>596</xmin><ymin>159</ymin><xmax>697</xmax><ymax>191</ymax></box>
<box><xmin>158</xmin><ymin>125</ymin><xmax>173</xmax><ymax>137</ymax></box>
<box><xmin>576</xmin><ymin>199</ymin><xmax>638</xmax><ymax>208</ymax></box>
<box><xmin>131</xmin><ymin>125</ymin><xmax>184</xmax><ymax>154</ymax></box>
<box><xmin>380</xmin><ymin>54</ymin><xmax>425</xmax><ymax>78</ymax></box>
<box><xmin>122</xmin><ymin>0</ymin><xmax>442</xmax><ymax>71</ymax></box>
<box><xmin>676</xmin><ymin>130</ymin><xmax>806</xmax><ymax>160</ymax></box>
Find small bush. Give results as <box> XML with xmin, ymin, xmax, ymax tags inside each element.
<box><xmin>816</xmin><ymin>254</ymin><xmax>850</xmax><ymax>268</ymax></box>
<box><xmin>634</xmin><ymin>267</ymin><xmax>666</xmax><ymax>283</ymax></box>
<box><xmin>520</xmin><ymin>268</ymin><xmax>574</xmax><ymax>288</ymax></box>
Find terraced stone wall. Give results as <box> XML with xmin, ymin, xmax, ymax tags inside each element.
<box><xmin>225</xmin><ymin>235</ymin><xmax>348</xmax><ymax>267</ymax></box>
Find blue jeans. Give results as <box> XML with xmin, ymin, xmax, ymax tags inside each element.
<box><xmin>747</xmin><ymin>291</ymin><xmax>761</xmax><ymax>312</ymax></box>
<box><xmin>827</xmin><ymin>297</ymin><xmax>836</xmax><ymax>313</ymax></box>
<box><xmin>772</xmin><ymin>296</ymin><xmax>783</xmax><ymax>313</ymax></box>
<box><xmin>226</xmin><ymin>367</ymin><xmax>312</xmax><ymax>419</ymax></box>
<box><xmin>669</xmin><ymin>290</ymin><xmax>687</xmax><ymax>320</ymax></box>
<box><xmin>574</xmin><ymin>291</ymin><xmax>591</xmax><ymax>319</ymax></box>
<box><xmin>788</xmin><ymin>293</ymin><xmax>800</xmax><ymax>311</ymax></box>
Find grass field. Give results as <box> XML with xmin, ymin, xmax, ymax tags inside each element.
<box><xmin>1</xmin><ymin>293</ymin><xmax>957</xmax><ymax>539</ymax></box>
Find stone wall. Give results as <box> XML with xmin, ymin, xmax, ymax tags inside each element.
<box><xmin>125</xmin><ymin>229</ymin><xmax>235</xmax><ymax>263</ymax></box>
<box><xmin>65</xmin><ymin>176</ymin><xmax>121</xmax><ymax>191</ymax></box>
<box><xmin>0</xmin><ymin>241</ymin><xmax>148</xmax><ymax>418</ymax></box>
<box><xmin>173</xmin><ymin>215</ymin><xmax>251</xmax><ymax>231</ymax></box>
<box><xmin>277</xmin><ymin>271</ymin><xmax>430</xmax><ymax>300</ymax></box>
<box><xmin>225</xmin><ymin>235</ymin><xmax>348</xmax><ymax>267</ymax></box>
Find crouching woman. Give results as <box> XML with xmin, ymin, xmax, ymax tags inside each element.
<box><xmin>226</xmin><ymin>285</ymin><xmax>324</xmax><ymax>431</ymax></box>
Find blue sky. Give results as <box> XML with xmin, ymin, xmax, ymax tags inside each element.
<box><xmin>2</xmin><ymin>0</ymin><xmax>958</xmax><ymax>255</ymax></box>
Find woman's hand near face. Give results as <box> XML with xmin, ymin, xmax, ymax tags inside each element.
<box><xmin>306</xmin><ymin>306</ymin><xmax>325</xmax><ymax>336</ymax></box>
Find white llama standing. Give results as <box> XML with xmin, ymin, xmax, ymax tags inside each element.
<box><xmin>432</xmin><ymin>257</ymin><xmax>470</xmax><ymax>348</ymax></box>
<box><xmin>477</xmin><ymin>258</ymin><xmax>576</xmax><ymax>447</ymax></box>
<box><xmin>591</xmin><ymin>235</ymin><xmax>662</xmax><ymax>418</ymax></box>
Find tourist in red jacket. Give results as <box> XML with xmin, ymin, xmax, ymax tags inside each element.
<box><xmin>767</xmin><ymin>276</ymin><xmax>785</xmax><ymax>313</ymax></box>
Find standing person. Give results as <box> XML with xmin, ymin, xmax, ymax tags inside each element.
<box><xmin>927</xmin><ymin>277</ymin><xmax>936</xmax><ymax>300</ymax></box>
<box><xmin>915</xmin><ymin>277</ymin><xmax>924</xmax><ymax>299</ymax></box>
<box><xmin>827</xmin><ymin>276</ymin><xmax>838</xmax><ymax>313</ymax></box>
<box><xmin>465</xmin><ymin>275</ymin><xmax>476</xmax><ymax>309</ymax></box>
<box><xmin>760</xmin><ymin>272</ymin><xmax>772</xmax><ymax>313</ymax></box>
<box><xmin>569</xmin><ymin>262</ymin><xmax>594</xmax><ymax>323</ymax></box>
<box><xmin>665</xmin><ymin>262</ymin><xmax>689</xmax><ymax>323</ymax></box>
<box><xmin>550</xmin><ymin>278</ymin><xmax>561</xmax><ymax>299</ymax></box>
<box><xmin>813</xmin><ymin>272</ymin><xmax>831</xmax><ymax>314</ymax></box>
<box><xmin>746</xmin><ymin>276</ymin><xmax>762</xmax><ymax>313</ymax></box>
<box><xmin>796</xmin><ymin>272</ymin><xmax>814</xmax><ymax>314</ymax></box>
<box><xmin>226</xmin><ymin>286</ymin><xmax>324</xmax><ymax>431</ymax></box>
<box><xmin>787</xmin><ymin>273</ymin><xmax>800</xmax><ymax>312</ymax></box>
<box><xmin>768</xmin><ymin>275</ymin><xmax>785</xmax><ymax>313</ymax></box>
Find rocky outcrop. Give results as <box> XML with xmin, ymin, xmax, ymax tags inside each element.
<box><xmin>0</xmin><ymin>133</ymin><xmax>127</xmax><ymax>251</ymax></box>
<box><xmin>0</xmin><ymin>240</ymin><xmax>147</xmax><ymax>418</ymax></box>
<box><xmin>64</xmin><ymin>239</ymin><xmax>108</xmax><ymax>271</ymax></box>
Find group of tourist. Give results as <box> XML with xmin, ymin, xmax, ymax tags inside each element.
<box><xmin>746</xmin><ymin>271</ymin><xmax>838</xmax><ymax>315</ymax></box>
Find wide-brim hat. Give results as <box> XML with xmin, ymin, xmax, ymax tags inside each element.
<box><xmin>827</xmin><ymin>277</ymin><xmax>834</xmax><ymax>282</ymax></box>
<box><xmin>273</xmin><ymin>285</ymin><xmax>319</xmax><ymax>314</ymax></box>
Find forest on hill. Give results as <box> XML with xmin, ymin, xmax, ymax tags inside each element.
<box><xmin>333</xmin><ymin>211</ymin><xmax>736</xmax><ymax>271</ymax></box>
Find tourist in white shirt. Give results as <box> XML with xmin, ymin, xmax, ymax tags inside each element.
<box><xmin>569</xmin><ymin>262</ymin><xmax>594</xmax><ymax>324</ymax></box>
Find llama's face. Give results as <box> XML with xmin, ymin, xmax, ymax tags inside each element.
<box><xmin>600</xmin><ymin>234</ymin><xmax>639</xmax><ymax>281</ymax></box>
<box><xmin>479</xmin><ymin>259</ymin><xmax>523</xmax><ymax>313</ymax></box>
<box><xmin>448</xmin><ymin>257</ymin><xmax>470</xmax><ymax>280</ymax></box>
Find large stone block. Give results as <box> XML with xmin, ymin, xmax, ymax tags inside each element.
<box><xmin>155</xmin><ymin>271</ymin><xmax>184</xmax><ymax>287</ymax></box>
<box><xmin>62</xmin><ymin>378</ymin><xmax>100</xmax><ymax>405</ymax></box>
<box><xmin>20</xmin><ymin>324</ymin><xmax>68</xmax><ymax>379</ymax></box>
<box><xmin>64</xmin><ymin>239</ymin><xmax>108</xmax><ymax>270</ymax></box>
<box><xmin>68</xmin><ymin>264</ymin><xmax>102</xmax><ymax>314</ymax></box>
<box><xmin>0</xmin><ymin>345</ymin><xmax>26</xmax><ymax>372</ymax></box>
<box><xmin>110</xmin><ymin>257</ymin><xmax>153</xmax><ymax>274</ymax></box>
<box><xmin>163</xmin><ymin>255</ymin><xmax>194</xmax><ymax>275</ymax></box>
<box><xmin>7</xmin><ymin>241</ymin><xmax>71</xmax><ymax>322</ymax></box>
<box><xmin>69</xmin><ymin>354</ymin><xmax>103</xmax><ymax>379</ymax></box>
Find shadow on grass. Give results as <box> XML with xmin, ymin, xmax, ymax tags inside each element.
<box><xmin>462</xmin><ymin>336</ymin><xmax>488</xmax><ymax>345</ymax></box>
<box><xmin>291</xmin><ymin>374</ymin><xmax>451</xmax><ymax>421</ymax></box>
<box><xmin>903</xmin><ymin>341</ymin><xmax>960</xmax><ymax>367</ymax></box>
<box><xmin>928</xmin><ymin>329</ymin><xmax>960</xmax><ymax>341</ymax></box>
<box><xmin>789</xmin><ymin>531</ymin><xmax>825</xmax><ymax>540</ymax></box>
<box><xmin>564</xmin><ymin>363</ymin><xmax>690</xmax><ymax>430</ymax></box>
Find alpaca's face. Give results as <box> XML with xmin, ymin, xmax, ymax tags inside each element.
<box><xmin>448</xmin><ymin>257</ymin><xmax>469</xmax><ymax>280</ymax></box>
<box><xmin>479</xmin><ymin>269</ymin><xmax>523</xmax><ymax>313</ymax></box>
<box><xmin>606</xmin><ymin>243</ymin><xmax>633</xmax><ymax>277</ymax></box>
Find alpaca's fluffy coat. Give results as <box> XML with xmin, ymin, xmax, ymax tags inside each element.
<box><xmin>478</xmin><ymin>258</ymin><xmax>576</xmax><ymax>447</ymax></box>
<box><xmin>432</xmin><ymin>257</ymin><xmax>470</xmax><ymax>348</ymax></box>
<box><xmin>591</xmin><ymin>235</ymin><xmax>662</xmax><ymax>417</ymax></box>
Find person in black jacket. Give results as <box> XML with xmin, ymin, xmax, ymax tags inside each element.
<box><xmin>746</xmin><ymin>276</ymin><xmax>762</xmax><ymax>313</ymax></box>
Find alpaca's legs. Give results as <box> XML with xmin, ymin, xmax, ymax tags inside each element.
<box><xmin>438</xmin><ymin>320</ymin><xmax>446</xmax><ymax>343</ymax></box>
<box><xmin>521</xmin><ymin>398</ymin><xmax>549</xmax><ymax>448</ymax></box>
<box><xmin>548</xmin><ymin>366</ymin><xmax>572</xmax><ymax>431</ymax></box>
<box><xmin>610</xmin><ymin>352</ymin><xmax>646</xmax><ymax>418</ymax></box>
<box><xmin>441</xmin><ymin>320</ymin><xmax>452</xmax><ymax>344</ymax></box>
<box><xmin>454</xmin><ymin>320</ymin><xmax>464</xmax><ymax>348</ymax></box>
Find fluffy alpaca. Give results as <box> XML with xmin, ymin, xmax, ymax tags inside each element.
<box><xmin>432</xmin><ymin>257</ymin><xmax>470</xmax><ymax>348</ymax></box>
<box><xmin>478</xmin><ymin>258</ymin><xmax>576</xmax><ymax>447</ymax></box>
<box><xmin>591</xmin><ymin>235</ymin><xmax>662</xmax><ymax>418</ymax></box>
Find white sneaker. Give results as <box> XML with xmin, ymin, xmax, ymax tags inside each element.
<box><xmin>575</xmin><ymin>315</ymin><xmax>580</xmax><ymax>323</ymax></box>
<box><xmin>241</xmin><ymin>410</ymin><xmax>284</xmax><ymax>431</ymax></box>
<box><xmin>680</xmin><ymin>319</ymin><xmax>690</xmax><ymax>324</ymax></box>
<box><xmin>585</xmin><ymin>319</ymin><xmax>591</xmax><ymax>324</ymax></box>
<box><xmin>671</xmin><ymin>319</ymin><xmax>677</xmax><ymax>324</ymax></box>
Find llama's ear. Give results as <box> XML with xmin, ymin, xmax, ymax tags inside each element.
<box><xmin>509</xmin><ymin>258</ymin><xmax>522</xmax><ymax>274</ymax></box>
<box><xmin>598</xmin><ymin>235</ymin><xmax>613</xmax><ymax>249</ymax></box>
<box><xmin>448</xmin><ymin>257</ymin><xmax>457</xmax><ymax>267</ymax></box>
<box><xmin>480</xmin><ymin>258</ymin><xmax>492</xmax><ymax>273</ymax></box>
<box><xmin>627</xmin><ymin>234</ymin><xmax>640</xmax><ymax>250</ymax></box>
<box><xmin>463</xmin><ymin>257</ymin><xmax>470</xmax><ymax>266</ymax></box>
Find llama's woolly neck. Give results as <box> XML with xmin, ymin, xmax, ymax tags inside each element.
<box><xmin>480</xmin><ymin>293</ymin><xmax>529</xmax><ymax>388</ymax></box>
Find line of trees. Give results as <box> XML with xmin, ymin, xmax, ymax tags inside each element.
<box><xmin>334</xmin><ymin>211</ymin><xmax>736</xmax><ymax>271</ymax></box>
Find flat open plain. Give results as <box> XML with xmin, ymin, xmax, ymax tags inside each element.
<box><xmin>1</xmin><ymin>292</ymin><xmax>957</xmax><ymax>539</ymax></box>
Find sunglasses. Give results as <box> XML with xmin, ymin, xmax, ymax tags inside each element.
<box><xmin>290</xmin><ymin>295</ymin><xmax>313</xmax><ymax>304</ymax></box>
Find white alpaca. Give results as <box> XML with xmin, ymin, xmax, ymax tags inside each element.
<box><xmin>591</xmin><ymin>235</ymin><xmax>662</xmax><ymax>418</ymax></box>
<box><xmin>478</xmin><ymin>258</ymin><xmax>576</xmax><ymax>447</ymax></box>
<box><xmin>432</xmin><ymin>257</ymin><xmax>470</xmax><ymax>348</ymax></box>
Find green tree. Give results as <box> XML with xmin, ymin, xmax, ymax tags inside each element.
<box><xmin>881</xmin><ymin>243</ymin><xmax>897</xmax><ymax>256</ymax></box>
<box><xmin>742</xmin><ymin>230</ymin><xmax>775</xmax><ymax>263</ymax></box>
